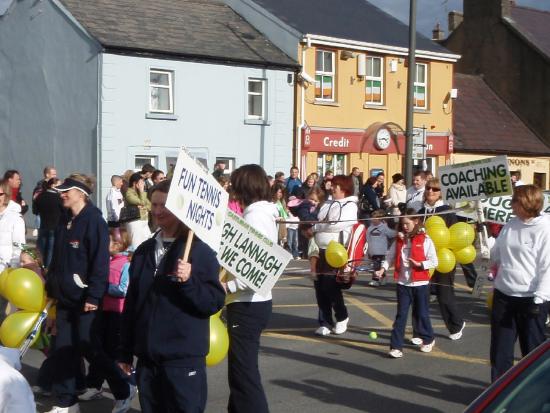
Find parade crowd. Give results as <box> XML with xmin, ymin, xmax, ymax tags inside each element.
<box><xmin>0</xmin><ymin>163</ymin><xmax>548</xmax><ymax>413</ymax></box>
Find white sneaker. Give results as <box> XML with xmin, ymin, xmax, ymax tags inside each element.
<box><xmin>32</xmin><ymin>228</ymin><xmax>38</xmax><ymax>237</ymax></box>
<box><xmin>45</xmin><ymin>404</ymin><xmax>80</xmax><ymax>413</ymax></box>
<box><xmin>388</xmin><ymin>349</ymin><xmax>403</xmax><ymax>358</ymax></box>
<box><xmin>449</xmin><ymin>321</ymin><xmax>466</xmax><ymax>341</ymax></box>
<box><xmin>410</xmin><ymin>337</ymin><xmax>423</xmax><ymax>346</ymax></box>
<box><xmin>315</xmin><ymin>326</ymin><xmax>331</xmax><ymax>336</ymax></box>
<box><xmin>78</xmin><ymin>387</ymin><xmax>104</xmax><ymax>401</ymax></box>
<box><xmin>420</xmin><ymin>340</ymin><xmax>435</xmax><ymax>353</ymax></box>
<box><xmin>368</xmin><ymin>280</ymin><xmax>380</xmax><ymax>287</ymax></box>
<box><xmin>332</xmin><ymin>317</ymin><xmax>349</xmax><ymax>335</ymax></box>
<box><xmin>31</xmin><ymin>385</ymin><xmax>52</xmax><ymax>397</ymax></box>
<box><xmin>112</xmin><ymin>384</ymin><xmax>138</xmax><ymax>413</ymax></box>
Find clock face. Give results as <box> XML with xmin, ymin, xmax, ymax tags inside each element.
<box><xmin>375</xmin><ymin>128</ymin><xmax>391</xmax><ymax>150</ymax></box>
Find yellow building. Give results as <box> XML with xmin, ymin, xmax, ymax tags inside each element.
<box><xmin>226</xmin><ymin>0</ymin><xmax>460</xmax><ymax>183</ymax></box>
<box><xmin>297</xmin><ymin>39</ymin><xmax>459</xmax><ymax>182</ymax></box>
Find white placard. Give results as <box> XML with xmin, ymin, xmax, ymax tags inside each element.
<box><xmin>481</xmin><ymin>192</ymin><xmax>550</xmax><ymax>224</ymax></box>
<box><xmin>218</xmin><ymin>210</ymin><xmax>292</xmax><ymax>297</ymax></box>
<box><xmin>440</xmin><ymin>156</ymin><xmax>512</xmax><ymax>202</ymax></box>
<box><xmin>166</xmin><ymin>148</ymin><xmax>228</xmax><ymax>252</ymax></box>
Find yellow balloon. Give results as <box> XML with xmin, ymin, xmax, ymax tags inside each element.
<box><xmin>429</xmin><ymin>268</ymin><xmax>435</xmax><ymax>277</ymax></box>
<box><xmin>448</xmin><ymin>222</ymin><xmax>475</xmax><ymax>251</ymax></box>
<box><xmin>0</xmin><ymin>268</ymin><xmax>13</xmax><ymax>296</ymax></box>
<box><xmin>436</xmin><ymin>248</ymin><xmax>456</xmax><ymax>273</ymax></box>
<box><xmin>425</xmin><ymin>215</ymin><xmax>446</xmax><ymax>230</ymax></box>
<box><xmin>454</xmin><ymin>245</ymin><xmax>477</xmax><ymax>265</ymax></box>
<box><xmin>427</xmin><ymin>224</ymin><xmax>450</xmax><ymax>249</ymax></box>
<box><xmin>0</xmin><ymin>310</ymin><xmax>40</xmax><ymax>348</ymax></box>
<box><xmin>4</xmin><ymin>268</ymin><xmax>45</xmax><ymax>312</ymax></box>
<box><xmin>325</xmin><ymin>241</ymin><xmax>349</xmax><ymax>268</ymax></box>
<box><xmin>486</xmin><ymin>290</ymin><xmax>494</xmax><ymax>311</ymax></box>
<box><xmin>206</xmin><ymin>315</ymin><xmax>229</xmax><ymax>367</ymax></box>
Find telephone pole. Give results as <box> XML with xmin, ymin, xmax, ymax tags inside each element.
<box><xmin>404</xmin><ymin>0</ymin><xmax>417</xmax><ymax>186</ymax></box>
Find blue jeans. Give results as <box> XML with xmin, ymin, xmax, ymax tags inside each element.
<box><xmin>37</xmin><ymin>229</ymin><xmax>55</xmax><ymax>268</ymax></box>
<box><xmin>391</xmin><ymin>284</ymin><xmax>433</xmax><ymax>350</ymax></box>
<box><xmin>287</xmin><ymin>228</ymin><xmax>299</xmax><ymax>258</ymax></box>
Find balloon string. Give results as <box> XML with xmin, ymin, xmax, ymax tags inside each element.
<box><xmin>276</xmin><ymin>207</ymin><xmax>473</xmax><ymax>225</ymax></box>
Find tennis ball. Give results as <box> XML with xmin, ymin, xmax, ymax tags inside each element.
<box><xmin>369</xmin><ymin>331</ymin><xmax>378</xmax><ymax>339</ymax></box>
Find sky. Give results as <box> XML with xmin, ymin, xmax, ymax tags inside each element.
<box><xmin>366</xmin><ymin>0</ymin><xmax>550</xmax><ymax>38</ymax></box>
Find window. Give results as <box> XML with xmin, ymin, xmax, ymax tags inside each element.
<box><xmin>414</xmin><ymin>63</ymin><xmax>428</xmax><ymax>109</ymax></box>
<box><xmin>135</xmin><ymin>155</ymin><xmax>157</xmax><ymax>171</ymax></box>
<box><xmin>216</xmin><ymin>157</ymin><xmax>236</xmax><ymax>175</ymax></box>
<box><xmin>365</xmin><ymin>56</ymin><xmax>384</xmax><ymax>105</ymax></box>
<box><xmin>315</xmin><ymin>50</ymin><xmax>335</xmax><ymax>101</ymax></box>
<box><xmin>317</xmin><ymin>153</ymin><xmax>346</xmax><ymax>176</ymax></box>
<box><xmin>247</xmin><ymin>78</ymin><xmax>266</xmax><ymax>120</ymax></box>
<box><xmin>149</xmin><ymin>69</ymin><xmax>174</xmax><ymax>113</ymax></box>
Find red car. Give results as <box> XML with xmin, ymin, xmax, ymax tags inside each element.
<box><xmin>465</xmin><ymin>340</ymin><xmax>550</xmax><ymax>412</ymax></box>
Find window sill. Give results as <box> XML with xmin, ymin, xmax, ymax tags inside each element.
<box><xmin>313</xmin><ymin>100</ymin><xmax>340</xmax><ymax>107</ymax></box>
<box><xmin>145</xmin><ymin>113</ymin><xmax>178</xmax><ymax>121</ymax></box>
<box><xmin>363</xmin><ymin>104</ymin><xmax>387</xmax><ymax>110</ymax></box>
<box><xmin>413</xmin><ymin>108</ymin><xmax>431</xmax><ymax>114</ymax></box>
<box><xmin>244</xmin><ymin>119</ymin><xmax>271</xmax><ymax>126</ymax></box>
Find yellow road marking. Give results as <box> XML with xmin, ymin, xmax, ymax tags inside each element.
<box><xmin>263</xmin><ymin>332</ymin><xmax>489</xmax><ymax>365</ymax></box>
<box><xmin>344</xmin><ymin>296</ymin><xmax>394</xmax><ymax>328</ymax></box>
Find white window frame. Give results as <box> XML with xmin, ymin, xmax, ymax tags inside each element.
<box><xmin>149</xmin><ymin>69</ymin><xmax>174</xmax><ymax>114</ymax></box>
<box><xmin>315</xmin><ymin>50</ymin><xmax>335</xmax><ymax>101</ymax></box>
<box><xmin>247</xmin><ymin>78</ymin><xmax>266</xmax><ymax>120</ymax></box>
<box><xmin>414</xmin><ymin>63</ymin><xmax>428</xmax><ymax>109</ymax></box>
<box><xmin>365</xmin><ymin>56</ymin><xmax>384</xmax><ymax>105</ymax></box>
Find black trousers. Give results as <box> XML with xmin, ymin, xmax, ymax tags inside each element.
<box><xmin>50</xmin><ymin>306</ymin><xmax>129</xmax><ymax>406</ymax></box>
<box><xmin>490</xmin><ymin>289</ymin><xmax>549</xmax><ymax>382</ymax></box>
<box><xmin>314</xmin><ymin>275</ymin><xmax>348</xmax><ymax>327</ymax></box>
<box><xmin>460</xmin><ymin>263</ymin><xmax>478</xmax><ymax>288</ymax></box>
<box><xmin>136</xmin><ymin>358</ymin><xmax>207</xmax><ymax>413</ymax></box>
<box><xmin>432</xmin><ymin>270</ymin><xmax>464</xmax><ymax>334</ymax></box>
<box><xmin>227</xmin><ymin>300</ymin><xmax>272</xmax><ymax>413</ymax></box>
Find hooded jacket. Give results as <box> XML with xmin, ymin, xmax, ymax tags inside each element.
<box><xmin>46</xmin><ymin>202</ymin><xmax>109</xmax><ymax>308</ymax></box>
<box><xmin>0</xmin><ymin>346</ymin><xmax>35</xmax><ymax>413</ymax></box>
<box><xmin>389</xmin><ymin>182</ymin><xmax>407</xmax><ymax>206</ymax></box>
<box><xmin>0</xmin><ymin>201</ymin><xmax>26</xmax><ymax>270</ymax></box>
<box><xmin>314</xmin><ymin>196</ymin><xmax>358</xmax><ymax>249</ymax></box>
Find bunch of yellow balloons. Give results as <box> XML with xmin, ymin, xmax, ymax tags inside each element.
<box><xmin>425</xmin><ymin>217</ymin><xmax>477</xmax><ymax>274</ymax></box>
<box><xmin>0</xmin><ymin>268</ymin><xmax>46</xmax><ymax>348</ymax></box>
<box><xmin>325</xmin><ymin>241</ymin><xmax>349</xmax><ymax>268</ymax></box>
<box><xmin>206</xmin><ymin>309</ymin><xmax>229</xmax><ymax>367</ymax></box>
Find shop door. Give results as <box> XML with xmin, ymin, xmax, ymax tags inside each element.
<box><xmin>317</xmin><ymin>153</ymin><xmax>347</xmax><ymax>176</ymax></box>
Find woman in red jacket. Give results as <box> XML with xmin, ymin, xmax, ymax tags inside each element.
<box><xmin>376</xmin><ymin>209</ymin><xmax>438</xmax><ymax>358</ymax></box>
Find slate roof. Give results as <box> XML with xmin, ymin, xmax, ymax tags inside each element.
<box><xmin>249</xmin><ymin>0</ymin><xmax>451</xmax><ymax>55</ymax></box>
<box><xmin>58</xmin><ymin>0</ymin><xmax>297</xmax><ymax>68</ymax></box>
<box><xmin>453</xmin><ymin>74</ymin><xmax>550</xmax><ymax>156</ymax></box>
<box><xmin>509</xmin><ymin>6</ymin><xmax>550</xmax><ymax>59</ymax></box>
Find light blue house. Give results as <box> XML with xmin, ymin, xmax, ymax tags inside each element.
<box><xmin>0</xmin><ymin>0</ymin><xmax>297</xmax><ymax>214</ymax></box>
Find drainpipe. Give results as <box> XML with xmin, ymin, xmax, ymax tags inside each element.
<box><xmin>297</xmin><ymin>36</ymin><xmax>311</xmax><ymax>178</ymax></box>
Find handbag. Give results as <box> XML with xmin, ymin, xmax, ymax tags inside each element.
<box><xmin>119</xmin><ymin>205</ymin><xmax>141</xmax><ymax>223</ymax></box>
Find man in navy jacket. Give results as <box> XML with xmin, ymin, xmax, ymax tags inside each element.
<box><xmin>118</xmin><ymin>179</ymin><xmax>225</xmax><ymax>413</ymax></box>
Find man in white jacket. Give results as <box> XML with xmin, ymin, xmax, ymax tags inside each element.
<box><xmin>0</xmin><ymin>346</ymin><xmax>36</xmax><ymax>413</ymax></box>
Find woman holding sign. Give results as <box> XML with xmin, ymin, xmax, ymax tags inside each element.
<box><xmin>223</xmin><ymin>164</ymin><xmax>278</xmax><ymax>413</ymax></box>
<box><xmin>489</xmin><ymin>185</ymin><xmax>550</xmax><ymax>381</ymax></box>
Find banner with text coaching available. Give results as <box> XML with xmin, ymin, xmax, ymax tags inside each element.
<box><xmin>166</xmin><ymin>149</ymin><xmax>229</xmax><ymax>252</ymax></box>
<box><xmin>218</xmin><ymin>210</ymin><xmax>292</xmax><ymax>297</ymax></box>
<box><xmin>440</xmin><ymin>155</ymin><xmax>512</xmax><ymax>202</ymax></box>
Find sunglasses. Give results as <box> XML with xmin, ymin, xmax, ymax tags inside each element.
<box><xmin>426</xmin><ymin>186</ymin><xmax>441</xmax><ymax>192</ymax></box>
<box><xmin>0</xmin><ymin>193</ymin><xmax>5</xmax><ymax>196</ymax></box>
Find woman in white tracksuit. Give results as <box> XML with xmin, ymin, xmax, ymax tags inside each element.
<box><xmin>489</xmin><ymin>185</ymin><xmax>550</xmax><ymax>381</ymax></box>
<box><xmin>313</xmin><ymin>175</ymin><xmax>358</xmax><ymax>336</ymax></box>
<box><xmin>223</xmin><ymin>164</ymin><xmax>278</xmax><ymax>413</ymax></box>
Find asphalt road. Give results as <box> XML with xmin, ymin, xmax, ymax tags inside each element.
<box><xmin>23</xmin><ymin>258</ymin><xmax>512</xmax><ymax>413</ymax></box>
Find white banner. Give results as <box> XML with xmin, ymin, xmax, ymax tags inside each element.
<box><xmin>481</xmin><ymin>192</ymin><xmax>550</xmax><ymax>224</ymax></box>
<box><xmin>440</xmin><ymin>155</ymin><xmax>512</xmax><ymax>202</ymax></box>
<box><xmin>166</xmin><ymin>148</ymin><xmax>228</xmax><ymax>252</ymax></box>
<box><xmin>218</xmin><ymin>210</ymin><xmax>292</xmax><ymax>297</ymax></box>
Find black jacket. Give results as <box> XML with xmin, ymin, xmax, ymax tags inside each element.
<box><xmin>120</xmin><ymin>234</ymin><xmax>225</xmax><ymax>366</ymax></box>
<box><xmin>34</xmin><ymin>190</ymin><xmax>64</xmax><ymax>230</ymax></box>
<box><xmin>46</xmin><ymin>202</ymin><xmax>109</xmax><ymax>308</ymax></box>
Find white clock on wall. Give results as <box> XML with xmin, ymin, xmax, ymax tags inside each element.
<box><xmin>374</xmin><ymin>127</ymin><xmax>391</xmax><ymax>150</ymax></box>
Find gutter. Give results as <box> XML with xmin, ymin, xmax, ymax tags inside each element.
<box><xmin>305</xmin><ymin>34</ymin><xmax>461</xmax><ymax>63</ymax></box>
